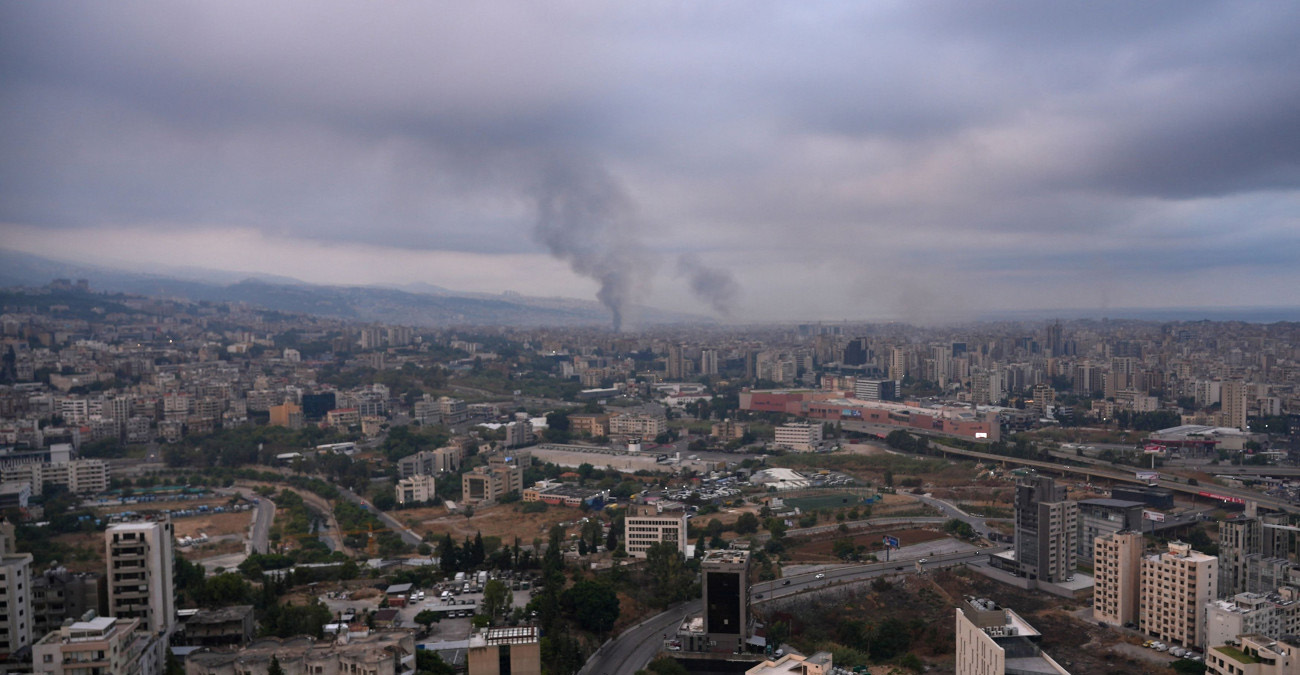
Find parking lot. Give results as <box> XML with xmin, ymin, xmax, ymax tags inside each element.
<box><xmin>318</xmin><ymin>575</ymin><xmax>538</xmax><ymax>641</ymax></box>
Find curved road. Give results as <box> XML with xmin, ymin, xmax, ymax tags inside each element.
<box><xmin>580</xmin><ymin>546</ymin><xmax>1000</xmax><ymax>674</ymax></box>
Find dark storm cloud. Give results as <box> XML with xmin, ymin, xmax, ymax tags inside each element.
<box><xmin>2</xmin><ymin>1</ymin><xmax>1300</xmax><ymax>317</ymax></box>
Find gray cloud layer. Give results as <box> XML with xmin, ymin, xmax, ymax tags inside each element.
<box><xmin>2</xmin><ymin>2</ymin><xmax>1299</xmax><ymax>320</ymax></box>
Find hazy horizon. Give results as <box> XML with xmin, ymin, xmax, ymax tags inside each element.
<box><xmin>3</xmin><ymin>3</ymin><xmax>1299</xmax><ymax>324</ymax></box>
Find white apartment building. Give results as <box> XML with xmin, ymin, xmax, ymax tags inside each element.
<box><xmin>106</xmin><ymin>519</ymin><xmax>175</xmax><ymax>637</ymax></box>
<box><xmin>1140</xmin><ymin>541</ymin><xmax>1218</xmax><ymax>649</ymax></box>
<box><xmin>0</xmin><ymin>519</ymin><xmax>33</xmax><ymax>660</ymax></box>
<box><xmin>1206</xmin><ymin>591</ymin><xmax>1300</xmax><ymax>652</ymax></box>
<box><xmin>623</xmin><ymin>505</ymin><xmax>688</xmax><ymax>558</ymax></box>
<box><xmin>1094</xmin><ymin>531</ymin><xmax>1143</xmax><ymax>627</ymax></box>
<box><xmin>773</xmin><ymin>423</ymin><xmax>823</xmax><ymax>452</ymax></box>
<box><xmin>396</xmin><ymin>475</ymin><xmax>437</xmax><ymax>506</ymax></box>
<box><xmin>2</xmin><ymin>458</ymin><xmax>109</xmax><ymax>496</ymax></box>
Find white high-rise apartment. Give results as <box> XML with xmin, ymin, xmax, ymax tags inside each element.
<box><xmin>1140</xmin><ymin>541</ymin><xmax>1218</xmax><ymax>649</ymax></box>
<box><xmin>0</xmin><ymin>519</ymin><xmax>33</xmax><ymax>660</ymax></box>
<box><xmin>106</xmin><ymin>519</ymin><xmax>175</xmax><ymax>637</ymax></box>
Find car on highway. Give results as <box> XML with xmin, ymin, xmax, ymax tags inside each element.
<box><xmin>895</xmin><ymin>566</ymin><xmax>903</xmax><ymax>570</ymax></box>
<box><xmin>918</xmin><ymin>558</ymin><xmax>928</xmax><ymax>564</ymax></box>
<box><xmin>754</xmin><ymin>593</ymin><xmax>763</xmax><ymax>599</ymax></box>
<box><xmin>815</xmin><ymin>573</ymin><xmax>825</xmax><ymax>579</ymax></box>
<box><xmin>782</xmin><ymin>580</ymin><xmax>791</xmax><ymax>585</ymax></box>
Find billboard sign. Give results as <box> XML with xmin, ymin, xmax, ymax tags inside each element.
<box><xmin>1144</xmin><ymin>444</ymin><xmax>1166</xmax><ymax>454</ymax></box>
<box><xmin>1143</xmin><ymin>510</ymin><xmax>1166</xmax><ymax>522</ymax></box>
<box><xmin>883</xmin><ymin>535</ymin><xmax>900</xmax><ymax>549</ymax></box>
<box><xmin>1136</xmin><ymin>471</ymin><xmax>1159</xmax><ymax>482</ymax></box>
<box><xmin>1198</xmin><ymin>490</ymin><xmax>1245</xmax><ymax>505</ymax></box>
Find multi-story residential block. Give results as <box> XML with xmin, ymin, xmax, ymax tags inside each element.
<box><xmin>955</xmin><ymin>602</ymin><xmax>1070</xmax><ymax>675</ymax></box>
<box><xmin>461</xmin><ymin>460</ymin><xmax>524</xmax><ymax>507</ymax></box>
<box><xmin>1014</xmin><ymin>476</ymin><xmax>1078</xmax><ymax>583</ymax></box>
<box><xmin>1206</xmin><ymin>634</ymin><xmax>1300</xmax><ymax>675</ymax></box>
<box><xmin>31</xmin><ymin>567</ymin><xmax>106</xmax><ymax>639</ymax></box>
<box><xmin>503</xmin><ymin>420</ymin><xmax>535</xmax><ymax>448</ymax></box>
<box><xmin>267</xmin><ymin>402</ymin><xmax>303</xmax><ymax>428</ymax></box>
<box><xmin>397</xmin><ymin>447</ymin><xmax>463</xmax><ymax>478</ymax></box>
<box><xmin>1220</xmin><ymin>512</ymin><xmax>1292</xmax><ymax>598</ymax></box>
<box><xmin>773</xmin><ymin>422</ymin><xmax>823</xmax><ymax>452</ymax></box>
<box><xmin>1221</xmin><ymin>379</ymin><xmax>1249</xmax><ymax>431</ymax></box>
<box><xmin>1093</xmin><ymin>531</ymin><xmax>1143</xmax><ymax>627</ymax></box>
<box><xmin>0</xmin><ymin>519</ymin><xmax>34</xmax><ymax>660</ymax></box>
<box><xmin>624</xmin><ymin>505</ymin><xmax>688</xmax><ymax>558</ymax></box>
<box><xmin>105</xmin><ymin>519</ymin><xmax>175</xmax><ymax>637</ymax></box>
<box><xmin>1206</xmin><ymin>590</ymin><xmax>1300</xmax><ymax>650</ymax></box>
<box><xmin>174</xmin><ymin>605</ymin><xmax>256</xmax><ymax>647</ymax></box>
<box><xmin>568</xmin><ymin>413</ymin><xmax>611</xmax><ymax>438</ymax></box>
<box><xmin>609</xmin><ymin>412</ymin><xmax>667</xmax><ymax>438</ymax></box>
<box><xmin>710</xmin><ymin>419</ymin><xmax>748</xmax><ymax>442</ymax></box>
<box><xmin>438</xmin><ymin>396</ymin><xmax>468</xmax><ymax>425</ymax></box>
<box><xmin>33</xmin><ymin>616</ymin><xmax>165</xmax><ymax>675</ymax></box>
<box><xmin>396</xmin><ymin>475</ymin><xmax>437</xmax><ymax>506</ymax></box>
<box><xmin>1140</xmin><ymin>541</ymin><xmax>1218</xmax><ymax>648</ymax></box>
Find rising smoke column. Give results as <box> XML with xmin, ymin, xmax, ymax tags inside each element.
<box><xmin>676</xmin><ymin>253</ymin><xmax>740</xmax><ymax>317</ymax></box>
<box><xmin>532</xmin><ymin>156</ymin><xmax>650</xmax><ymax>331</ymax></box>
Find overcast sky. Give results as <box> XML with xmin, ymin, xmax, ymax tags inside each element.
<box><xmin>3</xmin><ymin>2</ymin><xmax>1299</xmax><ymax>323</ymax></box>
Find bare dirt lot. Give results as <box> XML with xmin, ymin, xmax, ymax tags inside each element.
<box><xmin>181</xmin><ymin>539</ymin><xmax>243</xmax><ymax>561</ymax></box>
<box><xmin>409</xmin><ymin>502</ymin><xmax>591</xmax><ymax>543</ymax></box>
<box><xmin>173</xmin><ymin>511</ymin><xmax>252</xmax><ymax>539</ymax></box>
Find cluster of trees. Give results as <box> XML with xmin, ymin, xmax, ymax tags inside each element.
<box><xmin>1113</xmin><ymin>409</ymin><xmax>1181</xmax><ymax>431</ymax></box>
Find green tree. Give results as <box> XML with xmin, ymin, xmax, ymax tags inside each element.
<box><xmin>561</xmin><ymin>579</ymin><xmax>620</xmax><ymax>634</ymax></box>
<box><xmin>414</xmin><ymin>609</ymin><xmax>442</xmax><ymax>630</ymax></box>
<box><xmin>734</xmin><ymin>512</ymin><xmax>759</xmax><ymax>534</ymax></box>
<box><xmin>481</xmin><ymin>579</ymin><xmax>511</xmax><ymax>622</ymax></box>
<box><xmin>268</xmin><ymin>656</ymin><xmax>284</xmax><ymax>675</ymax></box>
<box><xmin>644</xmin><ymin>541</ymin><xmax>693</xmax><ymax>607</ymax></box>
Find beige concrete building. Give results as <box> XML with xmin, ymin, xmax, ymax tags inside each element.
<box><xmin>608</xmin><ymin>412</ymin><xmax>667</xmax><ymax>438</ymax></box>
<box><xmin>624</xmin><ymin>505</ymin><xmax>689</xmax><ymax>558</ymax></box>
<box><xmin>1</xmin><ymin>458</ymin><xmax>109</xmax><ymax>496</ymax></box>
<box><xmin>461</xmin><ymin>460</ymin><xmax>524</xmax><ymax>507</ymax></box>
<box><xmin>466</xmin><ymin>626</ymin><xmax>540</xmax><ymax>675</ymax></box>
<box><xmin>955</xmin><ymin>604</ymin><xmax>1070</xmax><ymax>675</ymax></box>
<box><xmin>33</xmin><ymin>616</ymin><xmax>165</xmax><ymax>675</ymax></box>
<box><xmin>397</xmin><ymin>446</ymin><xmax>463</xmax><ymax>478</ymax></box>
<box><xmin>1140</xmin><ymin>541</ymin><xmax>1218</xmax><ymax>648</ymax></box>
<box><xmin>1222</xmin><ymin>380</ymin><xmax>1250</xmax><ymax>431</ymax></box>
<box><xmin>1093</xmin><ymin>531</ymin><xmax>1143</xmax><ymax>627</ymax></box>
<box><xmin>106</xmin><ymin>519</ymin><xmax>175</xmax><ymax>637</ymax></box>
<box><xmin>773</xmin><ymin>422</ymin><xmax>823</xmax><ymax>452</ymax></box>
<box><xmin>567</xmin><ymin>413</ymin><xmax>610</xmax><ymax>438</ymax></box>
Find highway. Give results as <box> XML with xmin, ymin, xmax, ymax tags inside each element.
<box><xmin>917</xmin><ymin>440</ymin><xmax>1300</xmax><ymax>515</ymax></box>
<box><xmin>580</xmin><ymin>545</ymin><xmax>999</xmax><ymax>674</ymax></box>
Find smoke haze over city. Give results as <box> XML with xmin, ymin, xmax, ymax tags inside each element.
<box><xmin>3</xmin><ymin>2</ymin><xmax>1300</xmax><ymax>325</ymax></box>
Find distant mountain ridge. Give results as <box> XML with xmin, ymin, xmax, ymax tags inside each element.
<box><xmin>0</xmin><ymin>248</ymin><xmax>700</xmax><ymax>327</ymax></box>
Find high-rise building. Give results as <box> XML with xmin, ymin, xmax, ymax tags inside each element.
<box><xmin>105</xmin><ymin>519</ymin><xmax>175</xmax><ymax>637</ymax></box>
<box><xmin>955</xmin><ymin>602</ymin><xmax>1070</xmax><ymax>675</ymax></box>
<box><xmin>1014</xmin><ymin>477</ymin><xmax>1078</xmax><ymax>583</ymax></box>
<box><xmin>1205</xmin><ymin>590</ymin><xmax>1300</xmax><ymax>650</ymax></box>
<box><xmin>1140</xmin><ymin>541</ymin><xmax>1218</xmax><ymax>648</ymax></box>
<box><xmin>666</xmin><ymin>344</ymin><xmax>685</xmax><ymax>380</ymax></box>
<box><xmin>702</xmin><ymin>550</ymin><xmax>750</xmax><ymax>653</ymax></box>
<box><xmin>1219</xmin><ymin>511</ymin><xmax>1292</xmax><ymax>598</ymax></box>
<box><xmin>0</xmin><ymin>519</ymin><xmax>33</xmax><ymax>660</ymax></box>
<box><xmin>853</xmin><ymin>378</ymin><xmax>897</xmax><ymax>401</ymax></box>
<box><xmin>1093</xmin><ymin>531</ymin><xmax>1143</xmax><ymax>627</ymax></box>
<box><xmin>1222</xmin><ymin>380</ymin><xmax>1249</xmax><ymax>431</ymax></box>
<box><xmin>700</xmin><ymin>349</ymin><xmax>719</xmax><ymax>376</ymax></box>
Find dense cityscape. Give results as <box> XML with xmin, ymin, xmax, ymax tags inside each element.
<box><xmin>0</xmin><ymin>279</ymin><xmax>1296</xmax><ymax>675</ymax></box>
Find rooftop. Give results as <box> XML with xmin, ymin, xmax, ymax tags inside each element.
<box><xmin>469</xmin><ymin>625</ymin><xmax>538</xmax><ymax>648</ymax></box>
